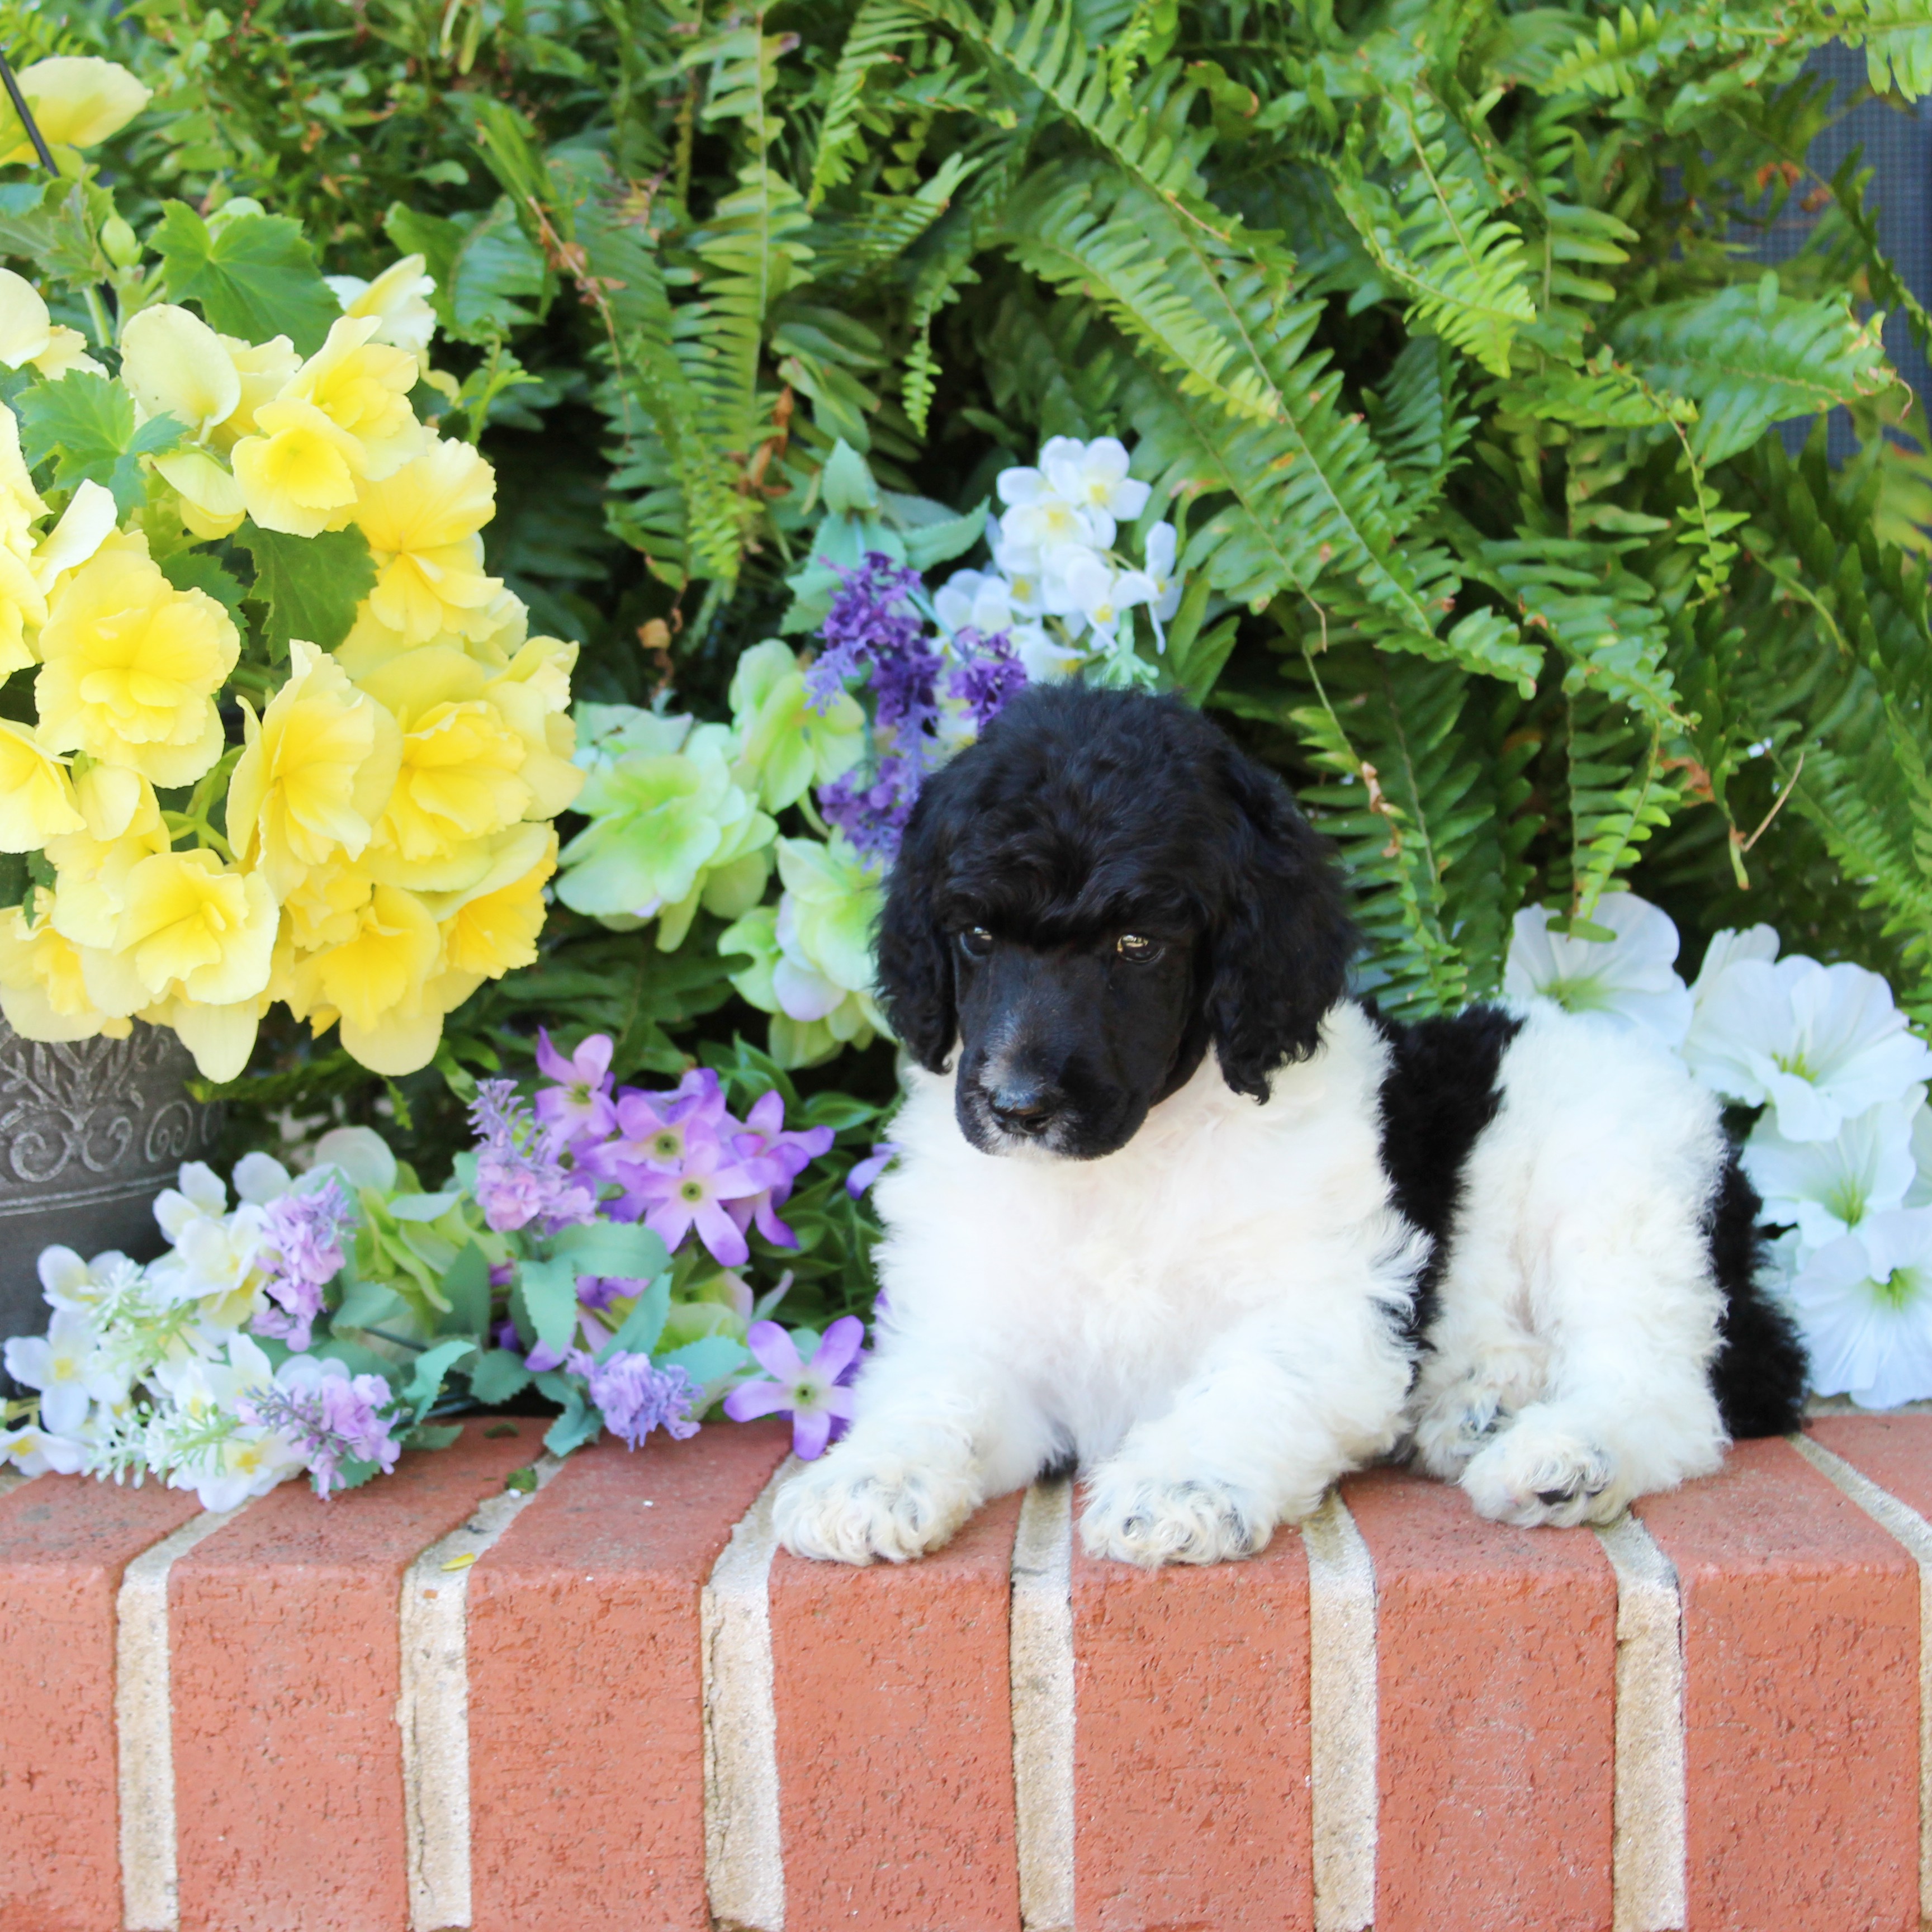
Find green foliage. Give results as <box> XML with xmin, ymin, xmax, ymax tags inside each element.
<box><xmin>233</xmin><ymin>527</ymin><xmax>377</xmax><ymax>658</ymax></box>
<box><xmin>152</xmin><ymin>203</ymin><xmax>339</xmax><ymax>354</ymax></box>
<box><xmin>16</xmin><ymin>373</ymin><xmax>183</xmax><ymax>512</ymax></box>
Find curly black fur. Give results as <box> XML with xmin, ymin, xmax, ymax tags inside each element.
<box><xmin>876</xmin><ymin>684</ymin><xmax>1356</xmax><ymax>1100</ymax></box>
<box><xmin>1704</xmin><ymin>1153</ymin><xmax>1810</xmax><ymax>1437</ymax></box>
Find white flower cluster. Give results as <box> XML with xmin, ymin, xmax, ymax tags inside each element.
<box><xmin>1507</xmin><ymin>898</ymin><xmax>1932</xmax><ymax>1407</ymax></box>
<box><xmin>935</xmin><ymin>435</ymin><xmax>1181</xmax><ymax>685</ymax></box>
<box><xmin>1</xmin><ymin>1130</ymin><xmax>392</xmax><ymax>1507</ymax></box>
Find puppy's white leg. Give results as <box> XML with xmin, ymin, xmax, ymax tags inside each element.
<box><xmin>1080</xmin><ymin>1291</ymin><xmax>1415</xmax><ymax>1568</ymax></box>
<box><xmin>774</xmin><ymin>1360</ymin><xmax>1050</xmax><ymax>1565</ymax></box>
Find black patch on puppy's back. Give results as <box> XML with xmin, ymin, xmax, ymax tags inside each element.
<box><xmin>1704</xmin><ymin>1152</ymin><xmax>1809</xmax><ymax>1438</ymax></box>
<box><xmin>1364</xmin><ymin>1002</ymin><xmax>1524</xmax><ymax>1338</ymax></box>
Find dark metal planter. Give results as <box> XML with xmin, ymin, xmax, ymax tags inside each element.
<box><xmin>0</xmin><ymin>1020</ymin><xmax>222</xmax><ymax>1386</ymax></box>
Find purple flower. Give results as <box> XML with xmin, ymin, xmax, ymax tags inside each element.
<box><xmin>534</xmin><ymin>1030</ymin><xmax>618</xmax><ymax>1145</ymax></box>
<box><xmin>469</xmin><ymin>1079</ymin><xmax>597</xmax><ymax>1233</ymax></box>
<box><xmin>722</xmin><ymin>1316</ymin><xmax>865</xmax><ymax>1459</ymax></box>
<box><xmin>817</xmin><ymin>755</ymin><xmax>918</xmax><ymax>863</ymax></box>
<box><xmin>591</xmin><ymin>1071</ymin><xmax>730</xmax><ymax>1183</ymax></box>
<box><xmin>626</xmin><ymin>1134</ymin><xmax>765</xmax><ymax>1267</ymax></box>
<box><xmin>845</xmin><ymin>1142</ymin><xmax>902</xmax><ymax>1198</ymax></box>
<box><xmin>238</xmin><ymin>1358</ymin><xmax>402</xmax><ymax>1499</ymax></box>
<box><xmin>565</xmin><ymin>1348</ymin><xmax>700</xmax><ymax>1449</ymax></box>
<box><xmin>806</xmin><ymin>553</ymin><xmax>927</xmax><ymax>713</ymax></box>
<box><xmin>946</xmin><ymin>627</ymin><xmax>1026</xmax><ymax>732</ymax></box>
<box><xmin>251</xmin><ymin>1180</ymin><xmax>351</xmax><ymax>1351</ymax></box>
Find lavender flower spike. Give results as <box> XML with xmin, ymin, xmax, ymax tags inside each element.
<box><xmin>565</xmin><ymin>1348</ymin><xmax>700</xmax><ymax>1449</ymax></box>
<box><xmin>238</xmin><ymin>1356</ymin><xmax>402</xmax><ymax>1499</ymax></box>
<box><xmin>252</xmin><ymin>1180</ymin><xmax>351</xmax><ymax>1351</ymax></box>
<box><xmin>469</xmin><ymin>1078</ymin><xmax>597</xmax><ymax>1233</ymax></box>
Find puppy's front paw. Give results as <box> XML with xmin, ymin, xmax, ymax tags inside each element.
<box><xmin>1079</xmin><ymin>1463</ymin><xmax>1272</xmax><ymax>1568</ymax></box>
<box><xmin>1460</xmin><ymin>1413</ymin><xmax>1621</xmax><ymax>1528</ymax></box>
<box><xmin>773</xmin><ymin>1445</ymin><xmax>982</xmax><ymax>1565</ymax></box>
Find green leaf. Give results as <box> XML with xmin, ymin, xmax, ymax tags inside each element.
<box><xmin>402</xmin><ymin>1338</ymin><xmax>480</xmax><ymax>1421</ymax></box>
<box><xmin>550</xmin><ymin>1221</ymin><xmax>671</xmax><ymax>1282</ymax></box>
<box><xmin>160</xmin><ymin>551</ymin><xmax>248</xmax><ymax>622</ymax></box>
<box><xmin>331</xmin><ymin>1278</ymin><xmax>406</xmax><ymax>1331</ymax></box>
<box><xmin>154</xmin><ymin>204</ymin><xmax>341</xmax><ymax>356</ymax></box>
<box><xmin>659</xmin><ymin>1334</ymin><xmax>750</xmax><ymax>1391</ymax></box>
<box><xmin>600</xmin><ymin>1273</ymin><xmax>673</xmax><ymax>1359</ymax></box>
<box><xmin>544</xmin><ymin>1389</ymin><xmax>604</xmax><ymax>1457</ymax></box>
<box><xmin>385</xmin><ymin>198</ymin><xmax>548</xmax><ymax>344</ymax></box>
<box><xmin>901</xmin><ymin>499</ymin><xmax>989</xmax><ymax>569</ymax></box>
<box><xmin>437</xmin><ymin>1242</ymin><xmax>493</xmax><ymax>1338</ymax></box>
<box><xmin>402</xmin><ymin>1423</ymin><xmax>464</xmax><ymax>1451</ymax></box>
<box><xmin>468</xmin><ymin>1347</ymin><xmax>534</xmax><ymax>1405</ymax></box>
<box><xmin>519</xmin><ymin>1257</ymin><xmax>581</xmax><ymax>1356</ymax></box>
<box><xmin>235</xmin><ymin>525</ymin><xmax>377</xmax><ymax>656</ymax></box>
<box><xmin>16</xmin><ymin>375</ymin><xmax>186</xmax><ymax>514</ymax></box>
<box><xmin>820</xmin><ymin>438</ymin><xmax>880</xmax><ymax>514</ymax></box>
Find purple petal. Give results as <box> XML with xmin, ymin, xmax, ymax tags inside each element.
<box><xmin>792</xmin><ymin>1407</ymin><xmax>834</xmax><ymax>1460</ymax></box>
<box><xmin>693</xmin><ymin>1196</ymin><xmax>751</xmax><ymax>1268</ymax></box>
<box><xmin>535</xmin><ymin>1027</ymin><xmax>570</xmax><ymax>1082</ymax></box>
<box><xmin>746</xmin><ymin>1320</ymin><xmax>803</xmax><ymax>1380</ymax></box>
<box><xmin>812</xmin><ymin>1314</ymin><xmax>866</xmax><ymax>1381</ymax></box>
<box><xmin>821</xmin><ymin>1383</ymin><xmax>858</xmax><ymax>1419</ymax></box>
<box><xmin>723</xmin><ymin>1377</ymin><xmax>791</xmax><ymax>1422</ymax></box>
<box><xmin>747</xmin><ymin>1088</ymin><xmax>785</xmax><ymax>1135</ymax></box>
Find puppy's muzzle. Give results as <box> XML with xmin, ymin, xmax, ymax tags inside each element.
<box><xmin>988</xmin><ymin>1077</ymin><xmax>1064</xmax><ymax>1138</ymax></box>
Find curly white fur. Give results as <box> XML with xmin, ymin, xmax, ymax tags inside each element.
<box><xmin>773</xmin><ymin>999</ymin><xmax>1733</xmax><ymax>1566</ymax></box>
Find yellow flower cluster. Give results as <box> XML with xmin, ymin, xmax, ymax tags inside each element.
<box><xmin>0</xmin><ymin>228</ymin><xmax>578</xmax><ymax>1081</ymax></box>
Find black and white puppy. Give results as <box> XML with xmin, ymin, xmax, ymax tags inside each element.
<box><xmin>774</xmin><ymin>685</ymin><xmax>1807</xmax><ymax>1567</ymax></box>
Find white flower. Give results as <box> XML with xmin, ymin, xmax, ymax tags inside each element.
<box><xmin>1040</xmin><ymin>546</ymin><xmax>1155</xmax><ymax>643</ymax></box>
<box><xmin>3</xmin><ymin>1306</ymin><xmax>120</xmax><ymax>1433</ymax></box>
<box><xmin>232</xmin><ymin>1151</ymin><xmax>293</xmax><ymax>1205</ymax></box>
<box><xmin>995</xmin><ymin>464</ymin><xmax>1101</xmax><ymax>558</ymax></box>
<box><xmin>934</xmin><ymin>569</ymin><xmax>1015</xmax><ymax>639</ymax></box>
<box><xmin>1038</xmin><ymin>435</ymin><xmax>1150</xmax><ymax>548</ymax></box>
<box><xmin>36</xmin><ymin>1243</ymin><xmax>141</xmax><ymax>1315</ymax></box>
<box><xmin>154</xmin><ymin>1161</ymin><xmax>228</xmax><ymax>1242</ymax></box>
<box><xmin>1742</xmin><ymin>1093</ymin><xmax>1922</xmax><ymax>1251</ymax></box>
<box><xmin>150</xmin><ymin>1332</ymin><xmax>304</xmax><ymax>1509</ymax></box>
<box><xmin>1144</xmin><ymin>520</ymin><xmax>1183</xmax><ymax>624</ymax></box>
<box><xmin>1008</xmin><ymin>621</ymin><xmax>1083</xmax><ymax>683</ymax></box>
<box><xmin>0</xmin><ymin>1422</ymin><xmax>89</xmax><ymax>1476</ymax></box>
<box><xmin>1690</xmin><ymin>924</ymin><xmax>1779</xmax><ymax>1014</ymax></box>
<box><xmin>148</xmin><ymin>1205</ymin><xmax>267</xmax><ymax>1313</ymax></box>
<box><xmin>991</xmin><ymin>536</ymin><xmax>1046</xmax><ymax>618</ymax></box>
<box><xmin>1683</xmin><ymin>956</ymin><xmax>1932</xmax><ymax>1140</ymax></box>
<box><xmin>1789</xmin><ymin>1208</ymin><xmax>1932</xmax><ymax>1408</ymax></box>
<box><xmin>1502</xmin><ymin>894</ymin><xmax>1694</xmax><ymax>1045</ymax></box>
<box><xmin>771</xmin><ymin>893</ymin><xmax>851</xmax><ymax>1024</ymax></box>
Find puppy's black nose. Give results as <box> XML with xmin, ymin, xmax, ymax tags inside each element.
<box><xmin>991</xmin><ymin>1085</ymin><xmax>1060</xmax><ymax>1135</ymax></box>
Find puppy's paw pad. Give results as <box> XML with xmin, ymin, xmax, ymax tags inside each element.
<box><xmin>1460</xmin><ymin>1423</ymin><xmax>1617</xmax><ymax>1530</ymax></box>
<box><xmin>1079</xmin><ymin>1470</ymin><xmax>1269</xmax><ymax>1568</ymax></box>
<box><xmin>774</xmin><ymin>1452</ymin><xmax>979</xmax><ymax>1565</ymax></box>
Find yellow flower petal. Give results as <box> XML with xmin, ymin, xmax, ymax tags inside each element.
<box><xmin>233</xmin><ymin>397</ymin><xmax>366</xmax><ymax>537</ymax></box>
<box><xmin>0</xmin><ymin>719</ymin><xmax>82</xmax><ymax>849</ymax></box>
<box><xmin>353</xmin><ymin>439</ymin><xmax>503</xmax><ymax>643</ymax></box>
<box><xmin>0</xmin><ymin>903</ymin><xmax>127</xmax><ymax>1042</ymax></box>
<box><xmin>285</xmin><ymin>315</ymin><xmax>423</xmax><ymax>481</ymax></box>
<box><xmin>327</xmin><ymin>255</ymin><xmax>437</xmax><ymax>361</ymax></box>
<box><xmin>105</xmin><ymin>849</ymin><xmax>277</xmax><ymax>1007</ymax></box>
<box><xmin>6</xmin><ymin>59</ymin><xmax>150</xmax><ymax>157</ymax></box>
<box><xmin>0</xmin><ymin>269</ymin><xmax>50</xmax><ymax>368</ymax></box>
<box><xmin>120</xmin><ymin>305</ymin><xmax>242</xmax><ymax>440</ymax></box>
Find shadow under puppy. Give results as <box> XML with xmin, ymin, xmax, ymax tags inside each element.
<box><xmin>775</xmin><ymin>685</ymin><xmax>1807</xmax><ymax>1568</ymax></box>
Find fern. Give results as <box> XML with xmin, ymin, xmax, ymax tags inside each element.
<box><xmin>810</xmin><ymin>1</ymin><xmax>930</xmax><ymax>203</ymax></box>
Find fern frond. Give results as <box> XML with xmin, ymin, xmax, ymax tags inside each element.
<box><xmin>810</xmin><ymin>0</ymin><xmax>929</xmax><ymax>204</ymax></box>
<box><xmin>1363</xmin><ymin>335</ymin><xmax>1475</xmax><ymax>521</ymax></box>
<box><xmin>1564</xmin><ymin>703</ymin><xmax>1684</xmax><ymax>918</ymax></box>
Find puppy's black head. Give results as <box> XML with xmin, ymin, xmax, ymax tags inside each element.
<box><xmin>875</xmin><ymin>685</ymin><xmax>1354</xmax><ymax>1159</ymax></box>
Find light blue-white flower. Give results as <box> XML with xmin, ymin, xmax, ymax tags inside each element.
<box><xmin>1502</xmin><ymin>893</ymin><xmax>1693</xmax><ymax>1044</ymax></box>
<box><xmin>1683</xmin><ymin>955</ymin><xmax>1932</xmax><ymax>1141</ymax></box>
<box><xmin>1742</xmin><ymin>1092</ymin><xmax>1924</xmax><ymax>1251</ymax></box>
<box><xmin>1789</xmin><ymin>1208</ymin><xmax>1932</xmax><ymax>1408</ymax></box>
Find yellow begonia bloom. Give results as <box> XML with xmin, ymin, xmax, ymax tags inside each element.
<box><xmin>120</xmin><ymin>305</ymin><xmax>241</xmax><ymax>441</ymax></box>
<box><xmin>0</xmin><ymin>271</ymin><xmax>104</xmax><ymax>380</ymax></box>
<box><xmin>430</xmin><ymin>825</ymin><xmax>557</xmax><ymax>979</ymax></box>
<box><xmin>285</xmin><ymin>315</ymin><xmax>422</xmax><ymax>480</ymax></box>
<box><xmin>33</xmin><ymin>479</ymin><xmax>118</xmax><ymax>596</ymax></box>
<box><xmin>325</xmin><ymin>255</ymin><xmax>437</xmax><ymax>362</ymax></box>
<box><xmin>153</xmin><ymin>450</ymin><xmax>247</xmax><ymax>541</ymax></box>
<box><xmin>281</xmin><ymin>857</ymin><xmax>373</xmax><ymax>952</ymax></box>
<box><xmin>0</xmin><ymin>903</ymin><xmax>130</xmax><ymax>1043</ymax></box>
<box><xmin>3</xmin><ymin>59</ymin><xmax>149</xmax><ymax>161</ymax></box>
<box><xmin>353</xmin><ymin>439</ymin><xmax>503</xmax><ymax>642</ymax></box>
<box><xmin>297</xmin><ymin>882</ymin><xmax>457</xmax><ymax>1074</ymax></box>
<box><xmin>231</xmin><ymin>397</ymin><xmax>364</xmax><ymax>538</ymax></box>
<box><xmin>45</xmin><ymin>773</ymin><xmax>169</xmax><ymax>952</ymax></box>
<box><xmin>145</xmin><ymin>989</ymin><xmax>273</xmax><ymax>1084</ymax></box>
<box><xmin>0</xmin><ymin>402</ymin><xmax>45</xmax><ymax>536</ymax></box>
<box><xmin>37</xmin><ymin>534</ymin><xmax>238</xmax><ymax>787</ymax></box>
<box><xmin>0</xmin><ymin>719</ymin><xmax>82</xmax><ymax>850</ymax></box>
<box><xmin>226</xmin><ymin>640</ymin><xmax>403</xmax><ymax>897</ymax></box>
<box><xmin>84</xmin><ymin>848</ymin><xmax>277</xmax><ymax>1012</ymax></box>
<box><xmin>212</xmin><ymin>335</ymin><xmax>300</xmax><ymax>451</ymax></box>
<box><xmin>0</xmin><ymin>546</ymin><xmax>44</xmax><ymax>675</ymax></box>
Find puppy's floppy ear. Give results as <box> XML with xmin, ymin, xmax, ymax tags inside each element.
<box><xmin>874</xmin><ymin>769</ymin><xmax>959</xmax><ymax>1072</ymax></box>
<box><xmin>1205</xmin><ymin>742</ymin><xmax>1355</xmax><ymax>1101</ymax></box>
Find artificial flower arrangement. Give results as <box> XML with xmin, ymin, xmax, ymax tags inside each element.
<box><xmin>0</xmin><ymin>1030</ymin><xmax>875</xmax><ymax>1501</ymax></box>
<box><xmin>1508</xmin><ymin>897</ymin><xmax>1932</xmax><ymax>1408</ymax></box>
<box><xmin>555</xmin><ymin>432</ymin><xmax>1187</xmax><ymax>1069</ymax></box>
<box><xmin>0</xmin><ymin>56</ymin><xmax>578</xmax><ymax>1081</ymax></box>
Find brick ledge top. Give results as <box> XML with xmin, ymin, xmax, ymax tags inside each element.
<box><xmin>2</xmin><ymin>1414</ymin><xmax>1930</xmax><ymax>1932</ymax></box>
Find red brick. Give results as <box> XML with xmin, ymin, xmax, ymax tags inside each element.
<box><xmin>1637</xmin><ymin>1436</ymin><xmax>1919</xmax><ymax>1932</ymax></box>
<box><xmin>168</xmin><ymin>1422</ymin><xmax>533</xmax><ymax>1932</ymax></box>
<box><xmin>1344</xmin><ymin>1466</ymin><xmax>1615</xmax><ymax>1932</ymax></box>
<box><xmin>1072</xmin><ymin>1515</ymin><xmax>1313</xmax><ymax>1932</ymax></box>
<box><xmin>1809</xmin><ymin>1411</ymin><xmax>1932</xmax><ymax>1523</ymax></box>
<box><xmin>0</xmin><ymin>1474</ymin><xmax>201</xmax><ymax>1932</ymax></box>
<box><xmin>771</xmin><ymin>1490</ymin><xmax>1025</xmax><ymax>1932</ymax></box>
<box><xmin>467</xmin><ymin>1419</ymin><xmax>790</xmax><ymax>1931</ymax></box>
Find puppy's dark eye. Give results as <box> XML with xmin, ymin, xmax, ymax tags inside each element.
<box><xmin>1116</xmin><ymin>934</ymin><xmax>1163</xmax><ymax>963</ymax></box>
<box><xmin>958</xmin><ymin>926</ymin><xmax>994</xmax><ymax>959</ymax></box>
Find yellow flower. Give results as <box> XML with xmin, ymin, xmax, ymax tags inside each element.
<box><xmin>36</xmin><ymin>534</ymin><xmax>238</xmax><ymax>786</ymax></box>
<box><xmin>226</xmin><ymin>640</ymin><xmax>403</xmax><ymax>897</ymax></box>
<box><xmin>45</xmin><ymin>769</ymin><xmax>169</xmax><ymax>952</ymax></box>
<box><xmin>119</xmin><ymin>305</ymin><xmax>240</xmax><ymax>441</ymax></box>
<box><xmin>308</xmin><ymin>883</ymin><xmax>447</xmax><ymax>1074</ymax></box>
<box><xmin>231</xmin><ymin>397</ymin><xmax>364</xmax><ymax>537</ymax></box>
<box><xmin>33</xmin><ymin>480</ymin><xmax>118</xmax><ymax>598</ymax></box>
<box><xmin>144</xmin><ymin>988</ymin><xmax>272</xmax><ymax>1084</ymax></box>
<box><xmin>0</xmin><ymin>269</ymin><xmax>106</xmax><ymax>380</ymax></box>
<box><xmin>424</xmin><ymin>823</ymin><xmax>556</xmax><ymax>978</ymax></box>
<box><xmin>280</xmin><ymin>856</ymin><xmax>373</xmax><ymax>951</ymax></box>
<box><xmin>0</xmin><ymin>903</ymin><xmax>129</xmax><ymax>1043</ymax></box>
<box><xmin>355</xmin><ymin>645</ymin><xmax>531</xmax><ymax>885</ymax></box>
<box><xmin>325</xmin><ymin>255</ymin><xmax>437</xmax><ymax>363</ymax></box>
<box><xmin>353</xmin><ymin>439</ymin><xmax>503</xmax><ymax>642</ymax></box>
<box><xmin>1</xmin><ymin>58</ymin><xmax>149</xmax><ymax>162</ymax></box>
<box><xmin>0</xmin><ymin>719</ymin><xmax>83</xmax><ymax>849</ymax></box>
<box><xmin>212</xmin><ymin>335</ymin><xmax>300</xmax><ymax>451</ymax></box>
<box><xmin>0</xmin><ymin>401</ymin><xmax>45</xmax><ymax>540</ymax></box>
<box><xmin>153</xmin><ymin>450</ymin><xmax>247</xmax><ymax>541</ymax></box>
<box><xmin>82</xmin><ymin>847</ymin><xmax>278</xmax><ymax>1014</ymax></box>
<box><xmin>284</xmin><ymin>316</ymin><xmax>422</xmax><ymax>480</ymax></box>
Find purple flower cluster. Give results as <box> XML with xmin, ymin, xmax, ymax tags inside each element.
<box><xmin>469</xmin><ymin>1078</ymin><xmax>598</xmax><ymax>1234</ymax></box>
<box><xmin>806</xmin><ymin>553</ymin><xmax>1025</xmax><ymax>862</ymax></box>
<box><xmin>239</xmin><ymin>1362</ymin><xmax>402</xmax><ymax>1499</ymax></box>
<box><xmin>252</xmin><ymin>1181</ymin><xmax>351</xmax><ymax>1351</ymax></box>
<box><xmin>528</xmin><ymin>1032</ymin><xmax>835</xmax><ymax>1272</ymax></box>
<box><xmin>565</xmin><ymin>1348</ymin><xmax>700</xmax><ymax>1449</ymax></box>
